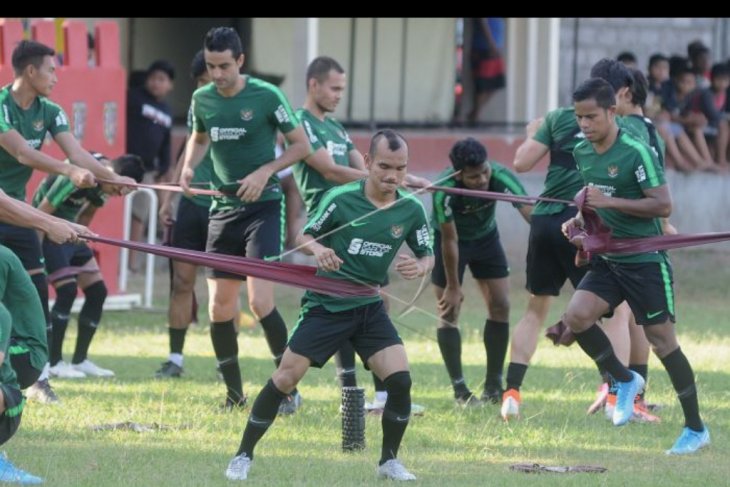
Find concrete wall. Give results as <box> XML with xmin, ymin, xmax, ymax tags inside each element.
<box><xmin>558</xmin><ymin>18</ymin><xmax>719</xmax><ymax>107</ymax></box>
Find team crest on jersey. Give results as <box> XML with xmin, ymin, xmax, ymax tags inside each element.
<box><xmin>607</xmin><ymin>164</ymin><xmax>619</xmax><ymax>178</ymax></box>
<box><xmin>240</xmin><ymin>109</ymin><xmax>253</xmax><ymax>121</ymax></box>
<box><xmin>390</xmin><ymin>224</ymin><xmax>403</xmax><ymax>238</ymax></box>
<box><xmin>32</xmin><ymin>120</ymin><xmax>44</xmax><ymax>131</ymax></box>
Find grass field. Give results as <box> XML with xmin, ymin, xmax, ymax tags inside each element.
<box><xmin>9</xmin><ymin>248</ymin><xmax>730</xmax><ymax>486</ymax></box>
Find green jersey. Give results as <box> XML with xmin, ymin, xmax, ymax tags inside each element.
<box><xmin>617</xmin><ymin>114</ymin><xmax>666</xmax><ymax>168</ymax></box>
<box><xmin>191</xmin><ymin>76</ymin><xmax>299</xmax><ymax>211</ymax></box>
<box><xmin>292</xmin><ymin>108</ymin><xmax>355</xmax><ymax>216</ymax></box>
<box><xmin>185</xmin><ymin>104</ymin><xmax>213</xmax><ymax>208</ymax></box>
<box><xmin>431</xmin><ymin>164</ymin><xmax>527</xmax><ymax>240</ymax></box>
<box><xmin>532</xmin><ymin>107</ymin><xmax>585</xmax><ymax>216</ymax></box>
<box><xmin>0</xmin><ymin>245</ymin><xmax>47</xmax><ymax>372</ymax></box>
<box><xmin>0</xmin><ymin>85</ymin><xmax>70</xmax><ymax>201</ymax></box>
<box><xmin>573</xmin><ymin>130</ymin><xmax>666</xmax><ymax>264</ymax></box>
<box><xmin>31</xmin><ymin>164</ymin><xmax>106</xmax><ymax>221</ymax></box>
<box><xmin>303</xmin><ymin>180</ymin><xmax>433</xmax><ymax>312</ymax></box>
<box><xmin>0</xmin><ymin>302</ymin><xmax>20</xmax><ymax>390</ymax></box>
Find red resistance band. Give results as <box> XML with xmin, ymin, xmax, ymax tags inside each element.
<box><xmin>570</xmin><ymin>188</ymin><xmax>730</xmax><ymax>254</ymax></box>
<box><xmin>407</xmin><ymin>183</ymin><xmax>574</xmax><ymax>206</ymax></box>
<box><xmin>86</xmin><ymin>235</ymin><xmax>378</xmax><ymax>298</ymax></box>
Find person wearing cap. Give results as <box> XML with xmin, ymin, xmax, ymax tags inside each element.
<box><xmin>126</xmin><ymin>59</ymin><xmax>176</xmax><ymax>271</ymax></box>
<box><xmin>31</xmin><ymin>152</ymin><xmax>145</xmax><ymax>380</ymax></box>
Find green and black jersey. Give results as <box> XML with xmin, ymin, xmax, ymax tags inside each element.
<box><xmin>31</xmin><ymin>164</ymin><xmax>106</xmax><ymax>222</ymax></box>
<box><xmin>191</xmin><ymin>76</ymin><xmax>300</xmax><ymax>211</ymax></box>
<box><xmin>532</xmin><ymin>107</ymin><xmax>585</xmax><ymax>216</ymax></box>
<box><xmin>617</xmin><ymin>114</ymin><xmax>666</xmax><ymax>168</ymax></box>
<box><xmin>0</xmin><ymin>244</ymin><xmax>47</xmax><ymax>372</ymax></box>
<box><xmin>185</xmin><ymin>104</ymin><xmax>213</xmax><ymax>208</ymax></box>
<box><xmin>293</xmin><ymin>108</ymin><xmax>355</xmax><ymax>216</ymax></box>
<box><xmin>431</xmin><ymin>164</ymin><xmax>527</xmax><ymax>240</ymax></box>
<box><xmin>573</xmin><ymin>130</ymin><xmax>666</xmax><ymax>264</ymax></box>
<box><xmin>0</xmin><ymin>85</ymin><xmax>70</xmax><ymax>201</ymax></box>
<box><xmin>303</xmin><ymin>180</ymin><xmax>433</xmax><ymax>312</ymax></box>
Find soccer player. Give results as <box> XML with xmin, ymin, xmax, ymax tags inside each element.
<box><xmin>0</xmin><ymin>189</ymin><xmax>92</xmax><ymax>483</ymax></box>
<box><xmin>156</xmin><ymin>50</ymin><xmax>214</xmax><ymax>379</ymax></box>
<box><xmin>180</xmin><ymin>27</ymin><xmax>311</xmax><ymax>410</ymax></box>
<box><xmin>32</xmin><ymin>152</ymin><xmax>145</xmax><ymax>379</ymax></box>
<box><xmin>224</xmin><ymin>129</ymin><xmax>434</xmax><ymax>481</ymax></box>
<box><xmin>0</xmin><ymin>40</ymin><xmax>134</xmax><ymax>403</ymax></box>
<box><xmin>431</xmin><ymin>138</ymin><xmax>530</xmax><ymax>406</ymax></box>
<box><xmin>563</xmin><ymin>77</ymin><xmax>708</xmax><ymax>454</ymax></box>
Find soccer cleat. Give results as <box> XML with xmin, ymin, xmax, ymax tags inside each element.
<box><xmin>377</xmin><ymin>459</ymin><xmax>416</xmax><ymax>481</ymax></box>
<box><xmin>604</xmin><ymin>393</ymin><xmax>616</xmax><ymax>420</ymax></box>
<box><xmin>587</xmin><ymin>382</ymin><xmax>609</xmax><ymax>415</ymax></box>
<box><xmin>481</xmin><ymin>386</ymin><xmax>504</xmax><ymax>405</ymax></box>
<box><xmin>666</xmin><ymin>426</ymin><xmax>710</xmax><ymax>455</ymax></box>
<box><xmin>225</xmin><ymin>453</ymin><xmax>252</xmax><ymax>480</ymax></box>
<box><xmin>278</xmin><ymin>391</ymin><xmax>303</xmax><ymax>415</ymax></box>
<box><xmin>0</xmin><ymin>452</ymin><xmax>43</xmax><ymax>484</ymax></box>
<box><xmin>49</xmin><ymin>361</ymin><xmax>86</xmax><ymax>379</ymax></box>
<box><xmin>25</xmin><ymin>379</ymin><xmax>60</xmax><ymax>404</ymax></box>
<box><xmin>612</xmin><ymin>371</ymin><xmax>645</xmax><ymax>426</ymax></box>
<box><xmin>219</xmin><ymin>396</ymin><xmax>248</xmax><ymax>412</ymax></box>
<box><xmin>500</xmin><ymin>389</ymin><xmax>521</xmax><ymax>421</ymax></box>
<box><xmin>154</xmin><ymin>361</ymin><xmax>183</xmax><ymax>379</ymax></box>
<box><xmin>455</xmin><ymin>392</ymin><xmax>483</xmax><ymax>408</ymax></box>
<box><xmin>631</xmin><ymin>400</ymin><xmax>661</xmax><ymax>423</ymax></box>
<box><xmin>72</xmin><ymin>360</ymin><xmax>115</xmax><ymax>377</ymax></box>
<box><xmin>410</xmin><ymin>403</ymin><xmax>426</xmax><ymax>416</ymax></box>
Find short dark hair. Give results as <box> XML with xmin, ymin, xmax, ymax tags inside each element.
<box><xmin>147</xmin><ymin>59</ymin><xmax>175</xmax><ymax>81</ymax></box>
<box><xmin>628</xmin><ymin>68</ymin><xmax>648</xmax><ymax>107</ymax></box>
<box><xmin>573</xmin><ymin>78</ymin><xmax>616</xmax><ymax>110</ymax></box>
<box><xmin>306</xmin><ymin>56</ymin><xmax>344</xmax><ymax>88</ymax></box>
<box><xmin>711</xmin><ymin>62</ymin><xmax>730</xmax><ymax>80</ymax></box>
<box><xmin>112</xmin><ymin>154</ymin><xmax>145</xmax><ymax>183</ymax></box>
<box><xmin>204</xmin><ymin>27</ymin><xmax>243</xmax><ymax>59</ymax></box>
<box><xmin>368</xmin><ymin>129</ymin><xmax>407</xmax><ymax>156</ymax></box>
<box><xmin>590</xmin><ymin>58</ymin><xmax>633</xmax><ymax>92</ymax></box>
<box><xmin>616</xmin><ymin>51</ymin><xmax>637</xmax><ymax>65</ymax></box>
<box><xmin>190</xmin><ymin>50</ymin><xmax>206</xmax><ymax>80</ymax></box>
<box><xmin>449</xmin><ymin>137</ymin><xmax>488</xmax><ymax>171</ymax></box>
<box><xmin>669</xmin><ymin>55</ymin><xmax>692</xmax><ymax>79</ymax></box>
<box><xmin>648</xmin><ymin>53</ymin><xmax>669</xmax><ymax>70</ymax></box>
<box><xmin>11</xmin><ymin>40</ymin><xmax>55</xmax><ymax>76</ymax></box>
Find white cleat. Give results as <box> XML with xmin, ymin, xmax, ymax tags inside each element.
<box><xmin>49</xmin><ymin>361</ymin><xmax>86</xmax><ymax>379</ymax></box>
<box><xmin>72</xmin><ymin>360</ymin><xmax>115</xmax><ymax>377</ymax></box>
<box><xmin>225</xmin><ymin>454</ymin><xmax>252</xmax><ymax>481</ymax></box>
<box><xmin>377</xmin><ymin>459</ymin><xmax>416</xmax><ymax>481</ymax></box>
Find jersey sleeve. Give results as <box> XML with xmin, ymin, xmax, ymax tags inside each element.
<box><xmin>268</xmin><ymin>86</ymin><xmax>299</xmax><ymax>134</ymax></box>
<box><xmin>303</xmin><ymin>191</ymin><xmax>340</xmax><ymax>238</ymax></box>
<box><xmin>191</xmin><ymin>95</ymin><xmax>206</xmax><ymax>133</ymax></box>
<box><xmin>301</xmin><ymin>118</ymin><xmax>324</xmax><ymax>152</ymax></box>
<box><xmin>0</xmin><ymin>97</ymin><xmax>13</xmax><ymax>134</ymax></box>
<box><xmin>47</xmin><ymin>103</ymin><xmax>70</xmax><ymax>136</ymax></box>
<box><xmin>44</xmin><ymin>174</ymin><xmax>77</xmax><ymax>210</ymax></box>
<box><xmin>405</xmin><ymin>200</ymin><xmax>434</xmax><ymax>258</ymax></box>
<box><xmin>87</xmin><ymin>188</ymin><xmax>108</xmax><ymax>208</ymax></box>
<box><xmin>626</xmin><ymin>136</ymin><xmax>666</xmax><ymax>190</ymax></box>
<box><xmin>432</xmin><ymin>188</ymin><xmax>454</xmax><ymax>225</ymax></box>
<box><xmin>533</xmin><ymin>109</ymin><xmax>556</xmax><ymax>146</ymax></box>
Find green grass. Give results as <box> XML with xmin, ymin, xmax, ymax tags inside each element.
<box><xmin>11</xmin><ymin>248</ymin><xmax>730</xmax><ymax>486</ymax></box>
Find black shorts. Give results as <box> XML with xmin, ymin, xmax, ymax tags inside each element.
<box><xmin>471</xmin><ymin>49</ymin><xmax>506</xmax><ymax>92</ymax></box>
<box><xmin>525</xmin><ymin>207</ymin><xmax>588</xmax><ymax>296</ymax></box>
<box><xmin>42</xmin><ymin>240</ymin><xmax>94</xmax><ymax>283</ymax></box>
<box><xmin>578</xmin><ymin>257</ymin><xmax>676</xmax><ymax>326</ymax></box>
<box><xmin>431</xmin><ymin>228</ymin><xmax>508</xmax><ymax>287</ymax></box>
<box><xmin>0</xmin><ymin>223</ymin><xmax>44</xmax><ymax>271</ymax></box>
<box><xmin>8</xmin><ymin>343</ymin><xmax>41</xmax><ymax>390</ymax></box>
<box><xmin>206</xmin><ymin>200</ymin><xmax>283</xmax><ymax>280</ymax></box>
<box><xmin>172</xmin><ymin>197</ymin><xmax>209</xmax><ymax>252</ymax></box>
<box><xmin>288</xmin><ymin>300</ymin><xmax>403</xmax><ymax>369</ymax></box>
<box><xmin>0</xmin><ymin>385</ymin><xmax>23</xmax><ymax>447</ymax></box>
